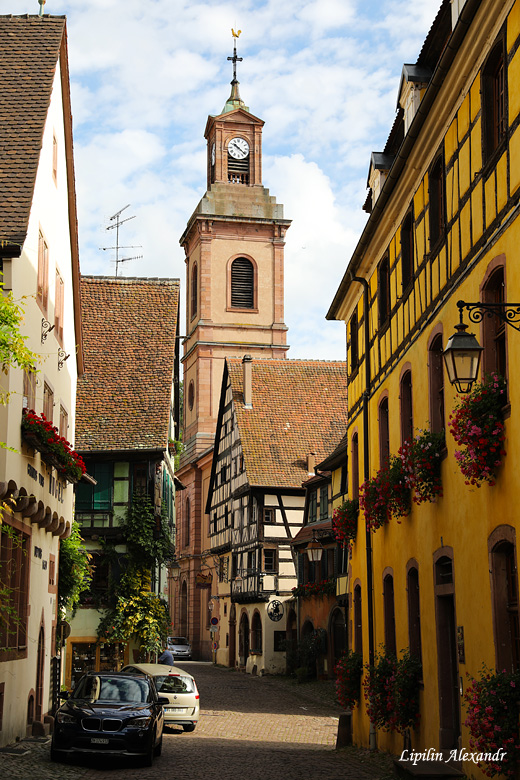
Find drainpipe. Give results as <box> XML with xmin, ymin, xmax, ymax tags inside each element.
<box><xmin>349</xmin><ymin>273</ymin><xmax>376</xmax><ymax>750</ymax></box>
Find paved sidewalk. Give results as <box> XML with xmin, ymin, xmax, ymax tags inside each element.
<box><xmin>1</xmin><ymin>663</ymin><xmax>399</xmax><ymax>780</ymax></box>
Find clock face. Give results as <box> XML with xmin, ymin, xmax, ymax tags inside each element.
<box><xmin>228</xmin><ymin>137</ymin><xmax>249</xmax><ymax>159</ymax></box>
<box><xmin>211</xmin><ymin>143</ymin><xmax>215</xmax><ymax>165</ymax></box>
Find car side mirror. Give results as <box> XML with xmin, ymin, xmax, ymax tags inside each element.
<box><xmin>157</xmin><ymin>696</ymin><xmax>170</xmax><ymax>706</ymax></box>
<box><xmin>59</xmin><ymin>691</ymin><xmax>69</xmax><ymax>700</ymax></box>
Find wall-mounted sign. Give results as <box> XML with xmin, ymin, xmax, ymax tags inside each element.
<box><xmin>267</xmin><ymin>600</ymin><xmax>284</xmax><ymax>622</ymax></box>
<box><xmin>210</xmin><ymin>616</ymin><xmax>218</xmax><ymax>625</ymax></box>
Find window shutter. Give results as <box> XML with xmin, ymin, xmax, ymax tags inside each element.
<box><xmin>231</xmin><ymin>258</ymin><xmax>254</xmax><ymax>308</ymax></box>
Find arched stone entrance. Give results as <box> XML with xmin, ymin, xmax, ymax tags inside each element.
<box><xmin>229</xmin><ymin>604</ymin><xmax>236</xmax><ymax>667</ymax></box>
<box><xmin>238</xmin><ymin>611</ymin><xmax>249</xmax><ymax>667</ymax></box>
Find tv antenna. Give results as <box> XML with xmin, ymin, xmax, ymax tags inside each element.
<box><xmin>101</xmin><ymin>204</ymin><xmax>143</xmax><ymax>276</ymax></box>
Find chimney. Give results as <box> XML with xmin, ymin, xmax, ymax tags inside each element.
<box><xmin>242</xmin><ymin>354</ymin><xmax>253</xmax><ymax>409</ymax></box>
<box><xmin>307</xmin><ymin>453</ymin><xmax>316</xmax><ymax>475</ymax></box>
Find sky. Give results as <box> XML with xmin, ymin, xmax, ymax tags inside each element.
<box><xmin>4</xmin><ymin>0</ymin><xmax>442</xmax><ymax>359</ymax></box>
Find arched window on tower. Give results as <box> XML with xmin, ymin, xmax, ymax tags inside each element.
<box><xmin>230</xmin><ymin>257</ymin><xmax>255</xmax><ymax>309</ymax></box>
<box><xmin>191</xmin><ymin>263</ymin><xmax>198</xmax><ymax>321</ymax></box>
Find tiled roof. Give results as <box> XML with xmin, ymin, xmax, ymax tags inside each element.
<box><xmin>0</xmin><ymin>15</ymin><xmax>66</xmax><ymax>249</ymax></box>
<box><xmin>76</xmin><ymin>277</ymin><xmax>180</xmax><ymax>452</ymax></box>
<box><xmin>227</xmin><ymin>358</ymin><xmax>347</xmax><ymax>488</ymax></box>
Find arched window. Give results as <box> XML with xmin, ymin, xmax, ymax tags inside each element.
<box><xmin>407</xmin><ymin>565</ymin><xmax>422</xmax><ymax>664</ymax></box>
<box><xmin>482</xmin><ymin>36</ymin><xmax>507</xmax><ymax>163</ymax></box>
<box><xmin>428</xmin><ymin>332</ymin><xmax>445</xmax><ymax>434</ymax></box>
<box><xmin>378</xmin><ymin>255</ymin><xmax>390</xmax><ymax>328</ymax></box>
<box><xmin>489</xmin><ymin>529</ymin><xmax>519</xmax><ymax>671</ymax></box>
<box><xmin>351</xmin><ymin>433</ymin><xmax>359</xmax><ymax>500</ymax></box>
<box><xmin>400</xmin><ymin>369</ymin><xmax>413</xmax><ymax>445</ymax></box>
<box><xmin>379</xmin><ymin>396</ymin><xmax>390</xmax><ymax>468</ymax></box>
<box><xmin>429</xmin><ymin>154</ymin><xmax>445</xmax><ymax>249</ymax></box>
<box><xmin>190</xmin><ymin>263</ymin><xmax>198</xmax><ymax>320</ymax></box>
<box><xmin>251</xmin><ymin>612</ymin><xmax>262</xmax><ymax>653</ymax></box>
<box><xmin>482</xmin><ymin>265</ymin><xmax>507</xmax><ymax>381</ymax></box>
<box><xmin>401</xmin><ymin>211</ymin><xmax>414</xmax><ymax>293</ymax></box>
<box><xmin>383</xmin><ymin>572</ymin><xmax>397</xmax><ymax>656</ymax></box>
<box><xmin>231</xmin><ymin>257</ymin><xmax>254</xmax><ymax>309</ymax></box>
<box><xmin>353</xmin><ymin>583</ymin><xmax>363</xmax><ymax>656</ymax></box>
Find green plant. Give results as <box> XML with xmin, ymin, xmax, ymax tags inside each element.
<box><xmin>95</xmin><ymin>493</ymin><xmax>174</xmax><ymax>655</ymax></box>
<box><xmin>332</xmin><ymin>499</ymin><xmax>359</xmax><ymax>547</ymax></box>
<box><xmin>360</xmin><ymin>455</ymin><xmax>411</xmax><ymax>531</ymax></box>
<box><xmin>0</xmin><ymin>278</ymin><xmax>38</xmax><ymax>409</ymax></box>
<box><xmin>335</xmin><ymin>650</ymin><xmax>363</xmax><ymax>710</ymax></box>
<box><xmin>58</xmin><ymin>523</ymin><xmax>92</xmax><ymax>616</ymax></box>
<box><xmin>399</xmin><ymin>429</ymin><xmax>445</xmax><ymax>504</ymax></box>
<box><xmin>463</xmin><ymin>666</ymin><xmax>520</xmax><ymax>777</ymax></box>
<box><xmin>293</xmin><ymin>629</ymin><xmax>327</xmax><ymax>682</ymax></box>
<box><xmin>449</xmin><ymin>373</ymin><xmax>507</xmax><ymax>487</ymax></box>
<box><xmin>363</xmin><ymin>648</ymin><xmax>422</xmax><ymax>734</ymax></box>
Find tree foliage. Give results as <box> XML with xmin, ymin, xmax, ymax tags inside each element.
<box><xmin>0</xmin><ymin>282</ymin><xmax>38</xmax><ymax>404</ymax></box>
<box><xmin>58</xmin><ymin>523</ymin><xmax>92</xmax><ymax>616</ymax></box>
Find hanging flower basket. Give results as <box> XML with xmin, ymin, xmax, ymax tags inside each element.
<box><xmin>332</xmin><ymin>499</ymin><xmax>359</xmax><ymax>547</ymax></box>
<box><xmin>448</xmin><ymin>374</ymin><xmax>507</xmax><ymax>487</ymax></box>
<box><xmin>359</xmin><ymin>455</ymin><xmax>410</xmax><ymax>531</ymax></box>
<box><xmin>21</xmin><ymin>409</ymin><xmax>86</xmax><ymax>481</ymax></box>
<box><xmin>399</xmin><ymin>429</ymin><xmax>445</xmax><ymax>504</ymax></box>
<box><xmin>291</xmin><ymin>578</ymin><xmax>336</xmax><ymax>598</ymax></box>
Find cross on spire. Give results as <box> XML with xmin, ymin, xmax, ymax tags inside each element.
<box><xmin>228</xmin><ymin>29</ymin><xmax>243</xmax><ymax>83</ymax></box>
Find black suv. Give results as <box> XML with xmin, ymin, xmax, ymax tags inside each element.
<box><xmin>51</xmin><ymin>671</ymin><xmax>168</xmax><ymax>766</ymax></box>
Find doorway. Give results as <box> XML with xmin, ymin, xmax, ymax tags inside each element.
<box><xmin>238</xmin><ymin>612</ymin><xmax>249</xmax><ymax>667</ymax></box>
<box><xmin>35</xmin><ymin>625</ymin><xmax>45</xmax><ymax>722</ymax></box>
<box><xmin>434</xmin><ymin>553</ymin><xmax>461</xmax><ymax>749</ymax></box>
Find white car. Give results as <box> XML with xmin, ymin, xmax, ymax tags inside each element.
<box><xmin>121</xmin><ymin>663</ymin><xmax>199</xmax><ymax>732</ymax></box>
<box><xmin>167</xmin><ymin>636</ymin><xmax>192</xmax><ymax>660</ymax></box>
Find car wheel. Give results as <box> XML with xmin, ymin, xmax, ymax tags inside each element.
<box><xmin>50</xmin><ymin>743</ymin><xmax>60</xmax><ymax>763</ymax></box>
<box><xmin>182</xmin><ymin>724</ymin><xmax>196</xmax><ymax>733</ymax></box>
<box><xmin>154</xmin><ymin>735</ymin><xmax>163</xmax><ymax>757</ymax></box>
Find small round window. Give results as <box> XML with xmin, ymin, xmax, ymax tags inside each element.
<box><xmin>188</xmin><ymin>381</ymin><xmax>195</xmax><ymax>411</ymax></box>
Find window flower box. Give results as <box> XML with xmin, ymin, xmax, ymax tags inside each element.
<box><xmin>21</xmin><ymin>409</ymin><xmax>86</xmax><ymax>482</ymax></box>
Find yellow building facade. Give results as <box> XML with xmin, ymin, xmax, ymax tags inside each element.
<box><xmin>327</xmin><ymin>0</ymin><xmax>520</xmax><ymax>774</ymax></box>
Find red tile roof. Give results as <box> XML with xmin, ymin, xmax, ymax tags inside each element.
<box><xmin>76</xmin><ymin>277</ymin><xmax>180</xmax><ymax>452</ymax></box>
<box><xmin>0</xmin><ymin>15</ymin><xmax>66</xmax><ymax>249</ymax></box>
<box><xmin>227</xmin><ymin>358</ymin><xmax>347</xmax><ymax>488</ymax></box>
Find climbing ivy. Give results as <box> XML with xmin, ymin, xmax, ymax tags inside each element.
<box><xmin>58</xmin><ymin>523</ymin><xmax>92</xmax><ymax>616</ymax></box>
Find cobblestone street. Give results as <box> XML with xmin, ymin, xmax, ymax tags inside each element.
<box><xmin>2</xmin><ymin>663</ymin><xmax>399</xmax><ymax>780</ymax></box>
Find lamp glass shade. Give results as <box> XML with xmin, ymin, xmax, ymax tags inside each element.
<box><xmin>306</xmin><ymin>539</ymin><xmax>323</xmax><ymax>563</ymax></box>
<box><xmin>443</xmin><ymin>326</ymin><xmax>483</xmax><ymax>393</ymax></box>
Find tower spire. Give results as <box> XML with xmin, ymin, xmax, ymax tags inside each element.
<box><xmin>223</xmin><ymin>29</ymin><xmax>248</xmax><ymax>113</ymax></box>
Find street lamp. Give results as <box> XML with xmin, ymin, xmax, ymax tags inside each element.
<box><xmin>306</xmin><ymin>533</ymin><xmax>323</xmax><ymax>563</ymax></box>
<box><xmin>444</xmin><ymin>299</ymin><xmax>520</xmax><ymax>393</ymax></box>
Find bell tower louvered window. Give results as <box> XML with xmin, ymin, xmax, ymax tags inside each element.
<box><xmin>231</xmin><ymin>257</ymin><xmax>254</xmax><ymax>308</ymax></box>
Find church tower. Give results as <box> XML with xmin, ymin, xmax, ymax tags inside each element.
<box><xmin>175</xmin><ymin>37</ymin><xmax>290</xmax><ymax>659</ymax></box>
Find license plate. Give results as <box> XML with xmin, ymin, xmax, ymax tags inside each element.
<box><xmin>165</xmin><ymin>708</ymin><xmax>187</xmax><ymax>715</ymax></box>
<box><xmin>91</xmin><ymin>738</ymin><xmax>109</xmax><ymax>744</ymax></box>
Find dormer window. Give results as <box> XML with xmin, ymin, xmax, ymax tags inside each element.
<box><xmin>367</xmin><ymin>152</ymin><xmax>393</xmax><ymax>207</ymax></box>
<box><xmin>398</xmin><ymin>65</ymin><xmax>431</xmax><ymax>134</ymax></box>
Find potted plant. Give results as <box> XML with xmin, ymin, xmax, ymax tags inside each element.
<box><xmin>332</xmin><ymin>499</ymin><xmax>359</xmax><ymax>547</ymax></box>
<box><xmin>360</xmin><ymin>455</ymin><xmax>410</xmax><ymax>531</ymax></box>
<box><xmin>335</xmin><ymin>650</ymin><xmax>363</xmax><ymax>710</ymax></box>
<box><xmin>399</xmin><ymin>429</ymin><xmax>445</xmax><ymax>504</ymax></box>
<box><xmin>464</xmin><ymin>666</ymin><xmax>520</xmax><ymax>777</ymax></box>
<box><xmin>21</xmin><ymin>409</ymin><xmax>86</xmax><ymax>482</ymax></box>
<box><xmin>449</xmin><ymin>373</ymin><xmax>507</xmax><ymax>487</ymax></box>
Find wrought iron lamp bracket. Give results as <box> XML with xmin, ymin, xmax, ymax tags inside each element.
<box><xmin>41</xmin><ymin>318</ymin><xmax>55</xmax><ymax>343</ymax></box>
<box><xmin>457</xmin><ymin>299</ymin><xmax>520</xmax><ymax>331</ymax></box>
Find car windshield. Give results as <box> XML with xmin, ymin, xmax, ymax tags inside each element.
<box><xmin>170</xmin><ymin>637</ymin><xmax>189</xmax><ymax>645</ymax></box>
<box><xmin>73</xmin><ymin>676</ymin><xmax>151</xmax><ymax>703</ymax></box>
<box><xmin>155</xmin><ymin>674</ymin><xmax>194</xmax><ymax>694</ymax></box>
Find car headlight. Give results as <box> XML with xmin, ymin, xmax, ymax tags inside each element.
<box><xmin>126</xmin><ymin>717</ymin><xmax>152</xmax><ymax>729</ymax></box>
<box><xmin>56</xmin><ymin>712</ymin><xmax>76</xmax><ymax>724</ymax></box>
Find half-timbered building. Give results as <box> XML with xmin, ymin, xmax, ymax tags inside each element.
<box><xmin>206</xmin><ymin>356</ymin><xmax>347</xmax><ymax>674</ymax></box>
